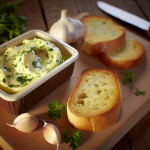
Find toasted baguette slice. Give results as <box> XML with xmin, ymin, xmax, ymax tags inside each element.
<box><xmin>81</xmin><ymin>15</ymin><xmax>125</xmax><ymax>54</ymax></box>
<box><xmin>67</xmin><ymin>69</ymin><xmax>122</xmax><ymax>132</ymax></box>
<box><xmin>100</xmin><ymin>39</ymin><xmax>147</xmax><ymax>70</ymax></box>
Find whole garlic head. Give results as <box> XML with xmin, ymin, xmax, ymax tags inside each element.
<box><xmin>50</xmin><ymin>9</ymin><xmax>84</xmax><ymax>44</ymax></box>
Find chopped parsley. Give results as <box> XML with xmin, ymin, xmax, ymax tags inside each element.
<box><xmin>16</xmin><ymin>76</ymin><xmax>33</xmax><ymax>84</ymax></box>
<box><xmin>19</xmin><ymin>58</ymin><xmax>22</xmax><ymax>62</ymax></box>
<box><xmin>8</xmin><ymin>85</ymin><xmax>15</xmax><ymax>88</ymax></box>
<box><xmin>6</xmin><ymin>75</ymin><xmax>11</xmax><ymax>78</ymax></box>
<box><xmin>21</xmin><ymin>50</ymin><xmax>29</xmax><ymax>55</ymax></box>
<box><xmin>16</xmin><ymin>72</ymin><xmax>23</xmax><ymax>75</ymax></box>
<box><xmin>12</xmin><ymin>64</ymin><xmax>17</xmax><ymax>67</ymax></box>
<box><xmin>3</xmin><ymin>78</ymin><xmax>6</xmax><ymax>83</ymax></box>
<box><xmin>45</xmin><ymin>53</ymin><xmax>49</xmax><ymax>58</ymax></box>
<box><xmin>48</xmin><ymin>48</ymin><xmax>53</xmax><ymax>51</ymax></box>
<box><xmin>135</xmin><ymin>88</ymin><xmax>145</xmax><ymax>96</ymax></box>
<box><xmin>56</xmin><ymin>59</ymin><xmax>59</xmax><ymax>62</ymax></box>
<box><xmin>40</xmin><ymin>45</ymin><xmax>45</xmax><ymax>48</ymax></box>
<box><xmin>34</xmin><ymin>38</ymin><xmax>37</xmax><ymax>43</ymax></box>
<box><xmin>39</xmin><ymin>49</ymin><xmax>44</xmax><ymax>52</ymax></box>
<box><xmin>122</xmin><ymin>70</ymin><xmax>136</xmax><ymax>83</ymax></box>
<box><xmin>32</xmin><ymin>61</ymin><xmax>42</xmax><ymax>69</ymax></box>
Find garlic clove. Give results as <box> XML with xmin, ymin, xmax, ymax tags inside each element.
<box><xmin>7</xmin><ymin>113</ymin><xmax>38</xmax><ymax>133</ymax></box>
<box><xmin>42</xmin><ymin>120</ymin><xmax>61</xmax><ymax>150</ymax></box>
<box><xmin>50</xmin><ymin>9</ymin><xmax>84</xmax><ymax>44</ymax></box>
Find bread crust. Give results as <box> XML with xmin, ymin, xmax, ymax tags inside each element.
<box><xmin>67</xmin><ymin>68</ymin><xmax>122</xmax><ymax>132</ymax></box>
<box><xmin>81</xmin><ymin>15</ymin><xmax>125</xmax><ymax>54</ymax></box>
<box><xmin>100</xmin><ymin>39</ymin><xmax>147</xmax><ymax>70</ymax></box>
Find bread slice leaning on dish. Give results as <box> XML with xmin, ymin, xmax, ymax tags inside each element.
<box><xmin>67</xmin><ymin>68</ymin><xmax>122</xmax><ymax>132</ymax></box>
<box><xmin>100</xmin><ymin>39</ymin><xmax>147</xmax><ymax>70</ymax></box>
<box><xmin>81</xmin><ymin>15</ymin><xmax>125</xmax><ymax>54</ymax></box>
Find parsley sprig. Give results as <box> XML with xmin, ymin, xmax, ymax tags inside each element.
<box><xmin>135</xmin><ymin>88</ymin><xmax>145</xmax><ymax>96</ymax></box>
<box><xmin>63</xmin><ymin>127</ymin><xmax>82</xmax><ymax>150</ymax></box>
<box><xmin>0</xmin><ymin>0</ymin><xmax>27</xmax><ymax>43</ymax></box>
<box><xmin>122</xmin><ymin>70</ymin><xmax>136</xmax><ymax>83</ymax></box>
<box><xmin>48</xmin><ymin>101</ymin><xmax>66</xmax><ymax>120</ymax></box>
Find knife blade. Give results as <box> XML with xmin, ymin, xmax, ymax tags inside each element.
<box><xmin>96</xmin><ymin>1</ymin><xmax>150</xmax><ymax>31</ymax></box>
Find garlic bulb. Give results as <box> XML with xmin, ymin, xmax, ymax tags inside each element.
<box><xmin>7</xmin><ymin>113</ymin><xmax>38</xmax><ymax>133</ymax></box>
<box><xmin>42</xmin><ymin>120</ymin><xmax>61</xmax><ymax>150</ymax></box>
<box><xmin>50</xmin><ymin>9</ymin><xmax>84</xmax><ymax>44</ymax></box>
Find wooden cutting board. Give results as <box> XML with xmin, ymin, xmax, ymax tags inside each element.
<box><xmin>0</xmin><ymin>13</ymin><xmax>150</xmax><ymax>150</ymax></box>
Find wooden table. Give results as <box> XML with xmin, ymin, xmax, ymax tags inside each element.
<box><xmin>0</xmin><ymin>0</ymin><xmax>150</xmax><ymax>150</ymax></box>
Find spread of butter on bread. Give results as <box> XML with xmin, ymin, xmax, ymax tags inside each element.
<box><xmin>0</xmin><ymin>38</ymin><xmax>62</xmax><ymax>94</ymax></box>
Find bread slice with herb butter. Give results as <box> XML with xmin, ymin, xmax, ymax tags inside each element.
<box><xmin>67</xmin><ymin>68</ymin><xmax>122</xmax><ymax>132</ymax></box>
<box><xmin>100</xmin><ymin>39</ymin><xmax>147</xmax><ymax>70</ymax></box>
<box><xmin>81</xmin><ymin>15</ymin><xmax>125</xmax><ymax>54</ymax></box>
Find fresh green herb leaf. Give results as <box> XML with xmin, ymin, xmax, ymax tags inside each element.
<box><xmin>135</xmin><ymin>88</ymin><xmax>145</xmax><ymax>96</ymax></box>
<box><xmin>63</xmin><ymin>127</ymin><xmax>82</xmax><ymax>150</ymax></box>
<box><xmin>48</xmin><ymin>100</ymin><xmax>66</xmax><ymax>120</ymax></box>
<box><xmin>0</xmin><ymin>0</ymin><xmax>27</xmax><ymax>44</ymax></box>
<box><xmin>122</xmin><ymin>70</ymin><xmax>136</xmax><ymax>83</ymax></box>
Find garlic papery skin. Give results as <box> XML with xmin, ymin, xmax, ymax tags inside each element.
<box><xmin>42</xmin><ymin>120</ymin><xmax>61</xmax><ymax>150</ymax></box>
<box><xmin>49</xmin><ymin>9</ymin><xmax>84</xmax><ymax>44</ymax></box>
<box><xmin>7</xmin><ymin>113</ymin><xmax>38</xmax><ymax>133</ymax></box>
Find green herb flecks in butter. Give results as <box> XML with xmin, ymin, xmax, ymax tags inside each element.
<box><xmin>16</xmin><ymin>76</ymin><xmax>33</xmax><ymax>85</ymax></box>
<box><xmin>0</xmin><ymin>38</ymin><xmax>69</xmax><ymax>94</ymax></box>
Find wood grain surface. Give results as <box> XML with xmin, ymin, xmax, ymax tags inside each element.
<box><xmin>0</xmin><ymin>0</ymin><xmax>150</xmax><ymax>150</ymax></box>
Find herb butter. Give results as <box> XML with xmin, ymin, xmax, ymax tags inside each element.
<box><xmin>0</xmin><ymin>38</ymin><xmax>62</xmax><ymax>94</ymax></box>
